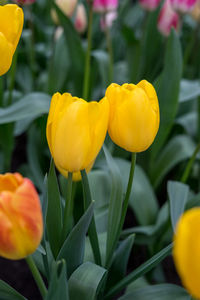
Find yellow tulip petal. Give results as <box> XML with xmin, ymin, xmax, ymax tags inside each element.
<box><xmin>173</xmin><ymin>208</ymin><xmax>200</xmax><ymax>299</ymax></box>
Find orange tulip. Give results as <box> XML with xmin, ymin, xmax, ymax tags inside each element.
<box><xmin>0</xmin><ymin>173</ymin><xmax>43</xmax><ymax>260</ymax></box>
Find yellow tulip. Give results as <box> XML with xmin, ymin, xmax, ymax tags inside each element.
<box><xmin>106</xmin><ymin>80</ymin><xmax>160</xmax><ymax>152</ymax></box>
<box><xmin>0</xmin><ymin>4</ymin><xmax>24</xmax><ymax>76</ymax></box>
<box><xmin>0</xmin><ymin>173</ymin><xmax>43</xmax><ymax>260</ymax></box>
<box><xmin>46</xmin><ymin>92</ymin><xmax>109</xmax><ymax>177</ymax></box>
<box><xmin>173</xmin><ymin>208</ymin><xmax>200</xmax><ymax>299</ymax></box>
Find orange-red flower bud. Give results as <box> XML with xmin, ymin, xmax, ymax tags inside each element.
<box><xmin>0</xmin><ymin>173</ymin><xmax>43</xmax><ymax>260</ymax></box>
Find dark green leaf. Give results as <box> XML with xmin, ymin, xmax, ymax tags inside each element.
<box><xmin>168</xmin><ymin>181</ymin><xmax>189</xmax><ymax>231</ymax></box>
<box><xmin>151</xmin><ymin>30</ymin><xmax>182</xmax><ymax>160</ymax></box>
<box><xmin>0</xmin><ymin>280</ymin><xmax>27</xmax><ymax>300</ymax></box>
<box><xmin>115</xmin><ymin>158</ymin><xmax>158</xmax><ymax>225</ymax></box>
<box><xmin>45</xmin><ymin>260</ymin><xmax>69</xmax><ymax>300</ymax></box>
<box><xmin>119</xmin><ymin>284</ymin><xmax>190</xmax><ymax>300</ymax></box>
<box><xmin>46</xmin><ymin>160</ymin><xmax>63</xmax><ymax>258</ymax></box>
<box><xmin>68</xmin><ymin>262</ymin><xmax>107</xmax><ymax>300</ymax></box>
<box><xmin>150</xmin><ymin>135</ymin><xmax>196</xmax><ymax>188</ymax></box>
<box><xmin>103</xmin><ymin>146</ymin><xmax>123</xmax><ymax>265</ymax></box>
<box><xmin>0</xmin><ymin>93</ymin><xmax>50</xmax><ymax>124</ymax></box>
<box><xmin>57</xmin><ymin>202</ymin><xmax>94</xmax><ymax>277</ymax></box>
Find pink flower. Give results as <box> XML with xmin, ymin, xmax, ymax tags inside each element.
<box><xmin>100</xmin><ymin>10</ymin><xmax>117</xmax><ymax>30</ymax></box>
<box><xmin>12</xmin><ymin>0</ymin><xmax>35</xmax><ymax>5</ymax></box>
<box><xmin>139</xmin><ymin>0</ymin><xmax>161</xmax><ymax>11</ymax></box>
<box><xmin>74</xmin><ymin>4</ymin><xmax>87</xmax><ymax>34</ymax></box>
<box><xmin>171</xmin><ymin>0</ymin><xmax>197</xmax><ymax>13</ymax></box>
<box><xmin>158</xmin><ymin>0</ymin><xmax>179</xmax><ymax>36</ymax></box>
<box><xmin>93</xmin><ymin>0</ymin><xmax>118</xmax><ymax>13</ymax></box>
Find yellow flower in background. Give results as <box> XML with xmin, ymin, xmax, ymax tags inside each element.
<box><xmin>106</xmin><ymin>80</ymin><xmax>160</xmax><ymax>152</ymax></box>
<box><xmin>0</xmin><ymin>173</ymin><xmax>43</xmax><ymax>260</ymax></box>
<box><xmin>46</xmin><ymin>92</ymin><xmax>109</xmax><ymax>178</ymax></box>
<box><xmin>0</xmin><ymin>4</ymin><xmax>24</xmax><ymax>76</ymax></box>
<box><xmin>173</xmin><ymin>208</ymin><xmax>200</xmax><ymax>299</ymax></box>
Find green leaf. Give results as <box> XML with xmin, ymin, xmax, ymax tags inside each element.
<box><xmin>107</xmin><ymin>234</ymin><xmax>135</xmax><ymax>289</ymax></box>
<box><xmin>179</xmin><ymin>79</ymin><xmax>200</xmax><ymax>102</ymax></box>
<box><xmin>57</xmin><ymin>202</ymin><xmax>94</xmax><ymax>277</ymax></box>
<box><xmin>103</xmin><ymin>146</ymin><xmax>123</xmax><ymax>265</ymax></box>
<box><xmin>48</xmin><ymin>33</ymin><xmax>70</xmax><ymax>94</ymax></box>
<box><xmin>115</xmin><ymin>158</ymin><xmax>158</xmax><ymax>225</ymax></box>
<box><xmin>176</xmin><ymin>112</ymin><xmax>197</xmax><ymax>137</ymax></box>
<box><xmin>105</xmin><ymin>244</ymin><xmax>173</xmax><ymax>299</ymax></box>
<box><xmin>27</xmin><ymin>126</ymin><xmax>44</xmax><ymax>191</ymax></box>
<box><xmin>138</xmin><ymin>9</ymin><xmax>163</xmax><ymax>81</ymax></box>
<box><xmin>46</xmin><ymin>160</ymin><xmax>63</xmax><ymax>259</ymax></box>
<box><xmin>168</xmin><ymin>181</ymin><xmax>189</xmax><ymax>231</ymax></box>
<box><xmin>119</xmin><ymin>284</ymin><xmax>190</xmax><ymax>300</ymax></box>
<box><xmin>151</xmin><ymin>30</ymin><xmax>182</xmax><ymax>160</ymax></box>
<box><xmin>150</xmin><ymin>135</ymin><xmax>196</xmax><ymax>188</ymax></box>
<box><xmin>88</xmin><ymin>169</ymin><xmax>111</xmax><ymax>233</ymax></box>
<box><xmin>53</xmin><ymin>3</ymin><xmax>85</xmax><ymax>96</ymax></box>
<box><xmin>0</xmin><ymin>280</ymin><xmax>27</xmax><ymax>300</ymax></box>
<box><xmin>68</xmin><ymin>262</ymin><xmax>107</xmax><ymax>300</ymax></box>
<box><xmin>92</xmin><ymin>50</ymin><xmax>109</xmax><ymax>88</ymax></box>
<box><xmin>0</xmin><ymin>93</ymin><xmax>50</xmax><ymax>124</ymax></box>
<box><xmin>45</xmin><ymin>260</ymin><xmax>69</xmax><ymax>300</ymax></box>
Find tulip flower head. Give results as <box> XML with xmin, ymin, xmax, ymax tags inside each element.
<box><xmin>158</xmin><ymin>0</ymin><xmax>179</xmax><ymax>36</ymax></box>
<box><xmin>0</xmin><ymin>4</ymin><xmax>24</xmax><ymax>76</ymax></box>
<box><xmin>173</xmin><ymin>208</ymin><xmax>200</xmax><ymax>299</ymax></box>
<box><xmin>190</xmin><ymin>0</ymin><xmax>200</xmax><ymax>21</ymax></box>
<box><xmin>46</xmin><ymin>93</ymin><xmax>109</xmax><ymax>178</ymax></box>
<box><xmin>171</xmin><ymin>0</ymin><xmax>197</xmax><ymax>13</ymax></box>
<box><xmin>139</xmin><ymin>0</ymin><xmax>161</xmax><ymax>11</ymax></box>
<box><xmin>100</xmin><ymin>10</ymin><xmax>117</xmax><ymax>30</ymax></box>
<box><xmin>74</xmin><ymin>3</ymin><xmax>87</xmax><ymax>34</ymax></box>
<box><xmin>51</xmin><ymin>0</ymin><xmax>77</xmax><ymax>24</ymax></box>
<box><xmin>0</xmin><ymin>173</ymin><xmax>43</xmax><ymax>260</ymax></box>
<box><xmin>93</xmin><ymin>0</ymin><xmax>118</xmax><ymax>13</ymax></box>
<box><xmin>106</xmin><ymin>80</ymin><xmax>160</xmax><ymax>152</ymax></box>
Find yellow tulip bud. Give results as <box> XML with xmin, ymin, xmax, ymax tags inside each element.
<box><xmin>0</xmin><ymin>4</ymin><xmax>24</xmax><ymax>76</ymax></box>
<box><xmin>173</xmin><ymin>208</ymin><xmax>200</xmax><ymax>299</ymax></box>
<box><xmin>46</xmin><ymin>93</ymin><xmax>109</xmax><ymax>177</ymax></box>
<box><xmin>106</xmin><ymin>80</ymin><xmax>160</xmax><ymax>152</ymax></box>
<box><xmin>0</xmin><ymin>173</ymin><xmax>43</xmax><ymax>260</ymax></box>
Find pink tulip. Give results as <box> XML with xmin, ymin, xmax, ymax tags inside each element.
<box><xmin>75</xmin><ymin>4</ymin><xmax>87</xmax><ymax>34</ymax></box>
<box><xmin>100</xmin><ymin>10</ymin><xmax>117</xmax><ymax>30</ymax></box>
<box><xmin>93</xmin><ymin>0</ymin><xmax>118</xmax><ymax>13</ymax></box>
<box><xmin>171</xmin><ymin>0</ymin><xmax>197</xmax><ymax>13</ymax></box>
<box><xmin>139</xmin><ymin>0</ymin><xmax>161</xmax><ymax>11</ymax></box>
<box><xmin>158</xmin><ymin>0</ymin><xmax>179</xmax><ymax>36</ymax></box>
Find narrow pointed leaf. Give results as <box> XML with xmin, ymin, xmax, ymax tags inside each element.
<box><xmin>168</xmin><ymin>181</ymin><xmax>189</xmax><ymax>231</ymax></box>
<box><xmin>45</xmin><ymin>260</ymin><xmax>69</xmax><ymax>300</ymax></box>
<box><xmin>68</xmin><ymin>262</ymin><xmax>107</xmax><ymax>300</ymax></box>
<box><xmin>57</xmin><ymin>202</ymin><xmax>94</xmax><ymax>277</ymax></box>
<box><xmin>46</xmin><ymin>160</ymin><xmax>63</xmax><ymax>258</ymax></box>
<box><xmin>0</xmin><ymin>280</ymin><xmax>27</xmax><ymax>300</ymax></box>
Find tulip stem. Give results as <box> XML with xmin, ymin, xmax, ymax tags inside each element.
<box><xmin>82</xmin><ymin>0</ymin><xmax>94</xmax><ymax>100</ymax></box>
<box><xmin>181</xmin><ymin>142</ymin><xmax>200</xmax><ymax>184</ymax></box>
<box><xmin>26</xmin><ymin>256</ymin><xmax>47</xmax><ymax>299</ymax></box>
<box><xmin>61</xmin><ymin>172</ymin><xmax>73</xmax><ymax>243</ymax></box>
<box><xmin>81</xmin><ymin>169</ymin><xmax>102</xmax><ymax>266</ymax></box>
<box><xmin>105</xmin><ymin>23</ymin><xmax>113</xmax><ymax>84</ymax></box>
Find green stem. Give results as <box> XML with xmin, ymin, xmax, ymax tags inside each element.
<box><xmin>105</xmin><ymin>153</ymin><xmax>136</xmax><ymax>269</ymax></box>
<box><xmin>81</xmin><ymin>169</ymin><xmax>102</xmax><ymax>265</ymax></box>
<box><xmin>181</xmin><ymin>142</ymin><xmax>200</xmax><ymax>184</ymax></box>
<box><xmin>61</xmin><ymin>172</ymin><xmax>73</xmax><ymax>243</ymax></box>
<box><xmin>82</xmin><ymin>1</ymin><xmax>94</xmax><ymax>100</ymax></box>
<box><xmin>183</xmin><ymin>26</ymin><xmax>198</xmax><ymax>75</ymax></box>
<box><xmin>104</xmin><ymin>243</ymin><xmax>172</xmax><ymax>299</ymax></box>
<box><xmin>105</xmin><ymin>23</ymin><xmax>113</xmax><ymax>84</ymax></box>
<box><xmin>26</xmin><ymin>256</ymin><xmax>47</xmax><ymax>299</ymax></box>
